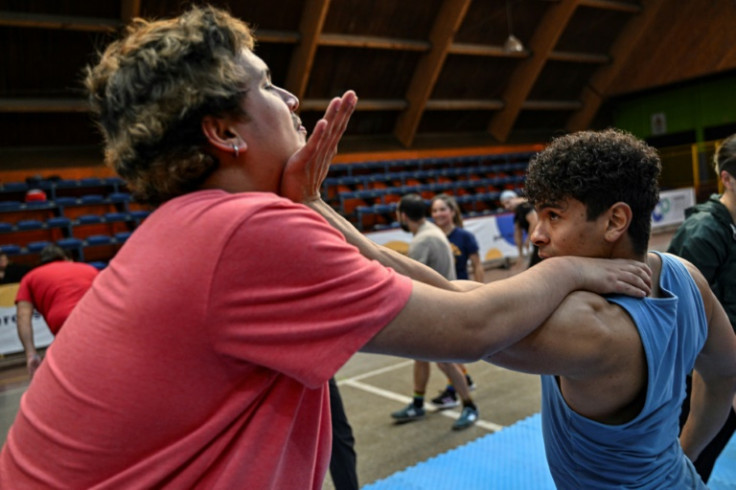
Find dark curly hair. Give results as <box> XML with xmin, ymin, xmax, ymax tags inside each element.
<box><xmin>85</xmin><ymin>5</ymin><xmax>255</xmax><ymax>206</ymax></box>
<box><xmin>525</xmin><ymin>129</ymin><xmax>661</xmax><ymax>255</ymax></box>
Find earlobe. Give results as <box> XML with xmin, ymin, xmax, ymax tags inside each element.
<box><xmin>604</xmin><ymin>202</ymin><xmax>632</xmax><ymax>242</ymax></box>
<box><xmin>201</xmin><ymin>116</ymin><xmax>246</xmax><ymax>156</ymax></box>
<box><xmin>721</xmin><ymin>170</ymin><xmax>734</xmax><ymax>190</ymax></box>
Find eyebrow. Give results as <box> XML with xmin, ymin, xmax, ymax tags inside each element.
<box><xmin>536</xmin><ymin>201</ymin><xmax>565</xmax><ymax>212</ymax></box>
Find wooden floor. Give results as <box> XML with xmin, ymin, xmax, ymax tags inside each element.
<box><xmin>0</xmin><ymin>229</ymin><xmax>677</xmax><ymax>489</ymax></box>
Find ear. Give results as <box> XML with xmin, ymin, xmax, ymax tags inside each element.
<box><xmin>201</xmin><ymin>115</ymin><xmax>246</xmax><ymax>156</ymax></box>
<box><xmin>603</xmin><ymin>202</ymin><xmax>632</xmax><ymax>243</ymax></box>
<box><xmin>721</xmin><ymin>169</ymin><xmax>735</xmax><ymax>191</ymax></box>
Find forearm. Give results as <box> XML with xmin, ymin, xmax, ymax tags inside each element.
<box><xmin>307</xmin><ymin>199</ymin><xmax>463</xmax><ymax>291</ymax></box>
<box><xmin>16</xmin><ymin>303</ymin><xmax>37</xmax><ymax>358</ymax></box>
<box><xmin>470</xmin><ymin>255</ymin><xmax>484</xmax><ymax>283</ymax></box>
<box><xmin>680</xmin><ymin>371</ymin><xmax>736</xmax><ymax>461</ymax></box>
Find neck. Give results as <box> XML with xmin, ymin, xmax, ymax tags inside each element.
<box><xmin>608</xmin><ymin>237</ymin><xmax>648</xmax><ymax>264</ymax></box>
<box><xmin>720</xmin><ymin>191</ymin><xmax>736</xmax><ymax>224</ymax></box>
<box><xmin>409</xmin><ymin>219</ymin><xmax>425</xmax><ymax>235</ymax></box>
<box><xmin>439</xmin><ymin>223</ymin><xmax>454</xmax><ymax>234</ymax></box>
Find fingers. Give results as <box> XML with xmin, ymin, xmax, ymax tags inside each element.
<box><xmin>612</xmin><ymin>261</ymin><xmax>652</xmax><ymax>297</ymax></box>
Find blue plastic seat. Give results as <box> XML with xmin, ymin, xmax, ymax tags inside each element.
<box><xmin>2</xmin><ymin>182</ymin><xmax>28</xmax><ymax>192</ymax></box>
<box><xmin>27</xmin><ymin>241</ymin><xmax>51</xmax><ymax>253</ymax></box>
<box><xmin>0</xmin><ymin>222</ymin><xmax>12</xmax><ymax>233</ymax></box>
<box><xmin>108</xmin><ymin>192</ymin><xmax>132</xmax><ymax>203</ymax></box>
<box><xmin>80</xmin><ymin>177</ymin><xmax>104</xmax><ymax>187</ymax></box>
<box><xmin>85</xmin><ymin>235</ymin><xmax>113</xmax><ymax>246</ymax></box>
<box><xmin>0</xmin><ymin>244</ymin><xmax>22</xmax><ymax>255</ymax></box>
<box><xmin>57</xmin><ymin>237</ymin><xmax>83</xmax><ymax>249</ymax></box>
<box><xmin>114</xmin><ymin>231</ymin><xmax>132</xmax><ymax>243</ymax></box>
<box><xmin>89</xmin><ymin>261</ymin><xmax>107</xmax><ymax>270</ymax></box>
<box><xmin>55</xmin><ymin>179</ymin><xmax>80</xmax><ymax>189</ymax></box>
<box><xmin>77</xmin><ymin>214</ymin><xmax>103</xmax><ymax>225</ymax></box>
<box><xmin>46</xmin><ymin>216</ymin><xmax>71</xmax><ymax>228</ymax></box>
<box><xmin>55</xmin><ymin>196</ymin><xmax>79</xmax><ymax>207</ymax></box>
<box><xmin>80</xmin><ymin>194</ymin><xmax>105</xmax><ymax>204</ymax></box>
<box><xmin>104</xmin><ymin>212</ymin><xmax>129</xmax><ymax>222</ymax></box>
<box><xmin>129</xmin><ymin>210</ymin><xmax>151</xmax><ymax>221</ymax></box>
<box><xmin>16</xmin><ymin>219</ymin><xmax>44</xmax><ymax>230</ymax></box>
<box><xmin>0</xmin><ymin>201</ymin><xmax>22</xmax><ymax>211</ymax></box>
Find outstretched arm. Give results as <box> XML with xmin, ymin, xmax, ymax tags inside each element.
<box><xmin>280</xmin><ymin>91</ymin><xmax>651</xmax><ymax>297</ymax></box>
<box><xmin>280</xmin><ymin>90</ymin><xmax>652</xmax><ymax>360</ymax></box>
<box><xmin>679</xmin><ymin>260</ymin><xmax>736</xmax><ymax>461</ymax></box>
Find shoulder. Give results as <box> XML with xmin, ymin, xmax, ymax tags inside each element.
<box><xmin>659</xmin><ymin>252</ymin><xmax>711</xmax><ymax>303</ymax></box>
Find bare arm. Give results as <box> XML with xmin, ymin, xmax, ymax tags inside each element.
<box><xmin>16</xmin><ymin>300</ymin><xmax>41</xmax><ymax>378</ymax></box>
<box><xmin>679</xmin><ymin>260</ymin><xmax>736</xmax><ymax>461</ymax></box>
<box><xmin>469</xmin><ymin>252</ymin><xmax>484</xmax><ymax>283</ymax></box>
<box><xmin>363</xmin><ymin>259</ymin><xmax>647</xmax><ymax>362</ymax></box>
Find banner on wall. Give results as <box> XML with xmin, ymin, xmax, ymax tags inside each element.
<box><xmin>365</xmin><ymin>213</ymin><xmax>518</xmax><ymax>266</ymax></box>
<box><xmin>651</xmin><ymin>187</ymin><xmax>695</xmax><ymax>230</ymax></box>
<box><xmin>365</xmin><ymin>188</ymin><xmax>695</xmax><ymax>264</ymax></box>
<box><xmin>0</xmin><ymin>284</ymin><xmax>53</xmax><ymax>356</ymax></box>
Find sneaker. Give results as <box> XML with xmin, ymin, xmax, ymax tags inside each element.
<box><xmin>466</xmin><ymin>374</ymin><xmax>476</xmax><ymax>391</ymax></box>
<box><xmin>431</xmin><ymin>388</ymin><xmax>460</xmax><ymax>409</ymax></box>
<box><xmin>391</xmin><ymin>403</ymin><xmax>425</xmax><ymax>423</ymax></box>
<box><xmin>452</xmin><ymin>406</ymin><xmax>478</xmax><ymax>431</ymax></box>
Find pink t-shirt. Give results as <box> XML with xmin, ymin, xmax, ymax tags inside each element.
<box><xmin>15</xmin><ymin>261</ymin><xmax>99</xmax><ymax>334</ymax></box>
<box><xmin>1</xmin><ymin>190</ymin><xmax>412</xmax><ymax>489</ymax></box>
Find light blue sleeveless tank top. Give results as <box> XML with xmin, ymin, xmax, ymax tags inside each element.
<box><xmin>541</xmin><ymin>252</ymin><xmax>708</xmax><ymax>488</ymax></box>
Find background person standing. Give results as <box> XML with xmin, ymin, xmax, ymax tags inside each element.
<box><xmin>391</xmin><ymin>194</ymin><xmax>479</xmax><ymax>431</ymax></box>
<box><xmin>667</xmin><ymin>133</ymin><xmax>736</xmax><ymax>483</ymax></box>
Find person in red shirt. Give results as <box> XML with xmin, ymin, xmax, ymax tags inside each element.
<box><xmin>0</xmin><ymin>7</ymin><xmax>651</xmax><ymax>489</ymax></box>
<box><xmin>15</xmin><ymin>244</ymin><xmax>98</xmax><ymax>377</ymax></box>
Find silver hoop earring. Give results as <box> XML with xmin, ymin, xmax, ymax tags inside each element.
<box><xmin>232</xmin><ymin>143</ymin><xmax>239</xmax><ymax>158</ymax></box>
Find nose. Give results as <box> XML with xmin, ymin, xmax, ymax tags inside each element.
<box><xmin>530</xmin><ymin>222</ymin><xmax>547</xmax><ymax>247</ymax></box>
<box><xmin>276</xmin><ymin>85</ymin><xmax>299</xmax><ymax>111</ymax></box>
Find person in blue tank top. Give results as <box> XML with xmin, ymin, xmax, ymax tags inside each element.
<box><xmin>486</xmin><ymin>129</ymin><xmax>736</xmax><ymax>488</ymax></box>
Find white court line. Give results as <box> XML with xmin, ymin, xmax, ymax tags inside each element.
<box><xmin>341</xmin><ymin>377</ymin><xmax>504</xmax><ymax>433</ymax></box>
<box><xmin>337</xmin><ymin>359</ymin><xmax>414</xmax><ymax>383</ymax></box>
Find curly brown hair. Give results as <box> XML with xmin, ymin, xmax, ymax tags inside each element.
<box><xmin>525</xmin><ymin>129</ymin><xmax>661</xmax><ymax>255</ymax></box>
<box><xmin>85</xmin><ymin>5</ymin><xmax>255</xmax><ymax>206</ymax></box>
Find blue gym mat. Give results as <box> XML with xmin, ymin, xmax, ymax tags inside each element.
<box><xmin>363</xmin><ymin>413</ymin><xmax>736</xmax><ymax>489</ymax></box>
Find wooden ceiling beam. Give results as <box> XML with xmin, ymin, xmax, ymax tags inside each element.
<box><xmin>0</xmin><ymin>11</ymin><xmax>119</xmax><ymax>32</ymax></box>
<box><xmin>285</xmin><ymin>0</ymin><xmax>331</xmax><ymax>100</ymax></box>
<box><xmin>566</xmin><ymin>0</ymin><xmax>667</xmax><ymax>132</ymax></box>
<box><xmin>523</xmin><ymin>100</ymin><xmax>582</xmax><ymax>110</ymax></box>
<box><xmin>393</xmin><ymin>0</ymin><xmax>472</xmax><ymax>148</ymax></box>
<box><xmin>254</xmin><ymin>30</ymin><xmax>300</xmax><ymax>44</ymax></box>
<box><xmin>488</xmin><ymin>0</ymin><xmax>581</xmax><ymax>142</ymax></box>
<box><xmin>577</xmin><ymin>0</ymin><xmax>642</xmax><ymax>13</ymax></box>
<box><xmin>425</xmin><ymin>99</ymin><xmax>505</xmax><ymax>111</ymax></box>
<box><xmin>548</xmin><ymin>51</ymin><xmax>610</xmax><ymax>64</ymax></box>
<box><xmin>0</xmin><ymin>98</ymin><xmax>89</xmax><ymax>113</ymax></box>
<box><xmin>300</xmin><ymin>99</ymin><xmax>408</xmax><ymax>112</ymax></box>
<box><xmin>318</xmin><ymin>33</ymin><xmax>429</xmax><ymax>51</ymax></box>
<box><xmin>449</xmin><ymin>43</ymin><xmax>528</xmax><ymax>58</ymax></box>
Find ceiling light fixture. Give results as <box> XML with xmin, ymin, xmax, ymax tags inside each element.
<box><xmin>504</xmin><ymin>0</ymin><xmax>525</xmax><ymax>53</ymax></box>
